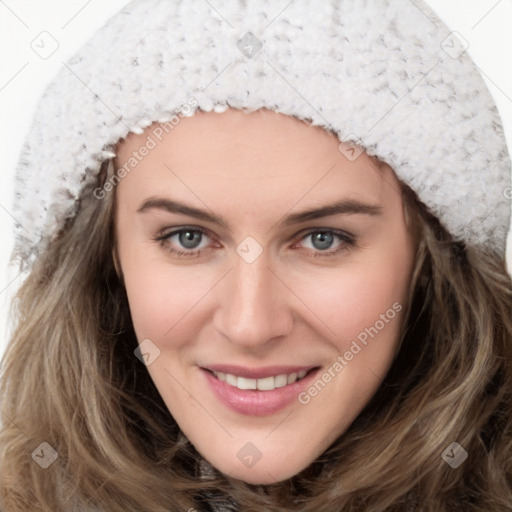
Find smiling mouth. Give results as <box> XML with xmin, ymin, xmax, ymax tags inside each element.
<box><xmin>204</xmin><ymin>367</ymin><xmax>319</xmax><ymax>391</ymax></box>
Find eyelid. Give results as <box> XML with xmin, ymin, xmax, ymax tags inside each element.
<box><xmin>157</xmin><ymin>225</ymin><xmax>224</xmax><ymax>246</ymax></box>
<box><xmin>294</xmin><ymin>226</ymin><xmax>355</xmax><ymax>242</ymax></box>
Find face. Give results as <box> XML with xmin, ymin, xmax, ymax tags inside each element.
<box><xmin>113</xmin><ymin>107</ymin><xmax>416</xmax><ymax>485</ymax></box>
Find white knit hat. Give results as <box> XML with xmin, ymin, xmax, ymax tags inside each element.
<box><xmin>10</xmin><ymin>0</ymin><xmax>511</xmax><ymax>270</ymax></box>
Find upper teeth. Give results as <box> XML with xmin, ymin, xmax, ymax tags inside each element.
<box><xmin>212</xmin><ymin>369</ymin><xmax>309</xmax><ymax>391</ymax></box>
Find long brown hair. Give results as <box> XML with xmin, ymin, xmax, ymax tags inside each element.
<box><xmin>1</xmin><ymin>159</ymin><xmax>511</xmax><ymax>511</ymax></box>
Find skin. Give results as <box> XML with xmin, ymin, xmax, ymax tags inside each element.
<box><xmin>113</xmin><ymin>107</ymin><xmax>416</xmax><ymax>485</ymax></box>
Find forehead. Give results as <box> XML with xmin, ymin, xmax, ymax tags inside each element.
<box><xmin>114</xmin><ymin>108</ymin><xmax>401</xmax><ymax>210</ymax></box>
<box><xmin>117</xmin><ymin>107</ymin><xmax>333</xmax><ymax>157</ymax></box>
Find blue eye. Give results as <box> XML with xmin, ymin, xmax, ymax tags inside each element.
<box><xmin>155</xmin><ymin>227</ymin><xmax>355</xmax><ymax>259</ymax></box>
<box><xmin>297</xmin><ymin>229</ymin><xmax>355</xmax><ymax>257</ymax></box>
<box><xmin>156</xmin><ymin>227</ymin><xmax>210</xmax><ymax>258</ymax></box>
<box><xmin>172</xmin><ymin>229</ymin><xmax>205</xmax><ymax>250</ymax></box>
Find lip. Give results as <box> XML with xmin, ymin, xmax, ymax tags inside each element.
<box><xmin>201</xmin><ymin>366</ymin><xmax>321</xmax><ymax>416</ymax></box>
<box><xmin>201</xmin><ymin>364</ymin><xmax>317</xmax><ymax>379</ymax></box>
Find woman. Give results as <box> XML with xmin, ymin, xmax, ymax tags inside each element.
<box><xmin>1</xmin><ymin>0</ymin><xmax>511</xmax><ymax>510</ymax></box>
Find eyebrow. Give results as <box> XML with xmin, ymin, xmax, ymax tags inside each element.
<box><xmin>137</xmin><ymin>197</ymin><xmax>383</xmax><ymax>229</ymax></box>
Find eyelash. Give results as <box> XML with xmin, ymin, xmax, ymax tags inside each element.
<box><xmin>154</xmin><ymin>226</ymin><xmax>357</xmax><ymax>259</ymax></box>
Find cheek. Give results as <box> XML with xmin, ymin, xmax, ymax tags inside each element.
<box><xmin>291</xmin><ymin>247</ymin><xmax>411</xmax><ymax>349</ymax></box>
<box><xmin>125</xmin><ymin>276</ymin><xmax>173</xmax><ymax>340</ymax></box>
<box><xmin>121</xmin><ymin>253</ymin><xmax>215</xmax><ymax>342</ymax></box>
<box><xmin>292</xmin><ymin>250</ymin><xmax>411</xmax><ymax>420</ymax></box>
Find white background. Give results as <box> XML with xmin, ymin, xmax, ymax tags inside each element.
<box><xmin>0</xmin><ymin>1</ymin><xmax>511</xmax><ymax>360</ymax></box>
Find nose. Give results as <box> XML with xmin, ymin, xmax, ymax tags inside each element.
<box><xmin>213</xmin><ymin>249</ymin><xmax>294</xmax><ymax>350</ymax></box>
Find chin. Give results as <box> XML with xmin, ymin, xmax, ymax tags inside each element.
<box><xmin>217</xmin><ymin>456</ymin><xmax>311</xmax><ymax>486</ymax></box>
<box><xmin>231</xmin><ymin>468</ymin><xmax>293</xmax><ymax>485</ymax></box>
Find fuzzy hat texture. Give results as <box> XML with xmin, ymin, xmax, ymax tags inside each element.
<box><xmin>10</xmin><ymin>0</ymin><xmax>511</xmax><ymax>270</ymax></box>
